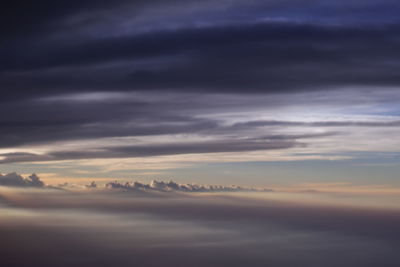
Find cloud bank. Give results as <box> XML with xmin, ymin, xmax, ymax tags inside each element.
<box><xmin>1</xmin><ymin>0</ymin><xmax>400</xmax><ymax>172</ymax></box>
<box><xmin>0</xmin><ymin>184</ymin><xmax>399</xmax><ymax>267</ymax></box>
<box><xmin>0</xmin><ymin>173</ymin><xmax>44</xmax><ymax>187</ymax></box>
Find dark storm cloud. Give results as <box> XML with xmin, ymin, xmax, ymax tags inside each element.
<box><xmin>3</xmin><ymin>0</ymin><xmax>400</xmax><ymax>41</ymax></box>
<box><xmin>2</xmin><ymin>22</ymin><xmax>400</xmax><ymax>98</ymax></box>
<box><xmin>1</xmin><ymin>0</ymin><xmax>400</xmax><ymax>162</ymax></box>
<box><xmin>0</xmin><ymin>0</ymin><xmax>182</xmax><ymax>39</ymax></box>
<box><xmin>2</xmin><ymin>0</ymin><xmax>400</xmax><ymax>101</ymax></box>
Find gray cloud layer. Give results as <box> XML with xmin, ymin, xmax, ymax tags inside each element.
<box><xmin>2</xmin><ymin>1</ymin><xmax>400</xmax><ymax>100</ymax></box>
<box><xmin>0</xmin><ymin>139</ymin><xmax>300</xmax><ymax>164</ymax></box>
<box><xmin>3</xmin><ymin>23</ymin><xmax>400</xmax><ymax>97</ymax></box>
<box><xmin>1</xmin><ymin>0</ymin><xmax>400</xmax><ymax>164</ymax></box>
<box><xmin>0</xmin><ymin>185</ymin><xmax>399</xmax><ymax>267</ymax></box>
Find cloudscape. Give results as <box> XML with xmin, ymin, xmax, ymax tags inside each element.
<box><xmin>1</xmin><ymin>1</ymin><xmax>400</xmax><ymax>266</ymax></box>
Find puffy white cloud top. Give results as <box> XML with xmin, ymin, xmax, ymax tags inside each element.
<box><xmin>105</xmin><ymin>180</ymin><xmax>272</xmax><ymax>193</ymax></box>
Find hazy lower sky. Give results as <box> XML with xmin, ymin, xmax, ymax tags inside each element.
<box><xmin>1</xmin><ymin>0</ymin><xmax>400</xmax><ymax>189</ymax></box>
<box><xmin>1</xmin><ymin>184</ymin><xmax>400</xmax><ymax>267</ymax></box>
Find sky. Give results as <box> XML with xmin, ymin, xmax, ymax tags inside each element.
<box><xmin>1</xmin><ymin>1</ymin><xmax>400</xmax><ymax>266</ymax></box>
<box><xmin>1</xmin><ymin>0</ymin><xmax>400</xmax><ymax>188</ymax></box>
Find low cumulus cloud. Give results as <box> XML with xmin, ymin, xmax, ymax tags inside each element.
<box><xmin>105</xmin><ymin>180</ymin><xmax>273</xmax><ymax>192</ymax></box>
<box><xmin>0</xmin><ymin>172</ymin><xmax>44</xmax><ymax>187</ymax></box>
